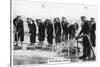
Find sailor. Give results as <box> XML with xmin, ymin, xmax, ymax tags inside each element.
<box><xmin>61</xmin><ymin>17</ymin><xmax>66</xmax><ymax>41</ymax></box>
<box><xmin>13</xmin><ymin>16</ymin><xmax>24</xmax><ymax>46</ymax></box>
<box><xmin>36</xmin><ymin>19</ymin><xmax>45</xmax><ymax>45</ymax></box>
<box><xmin>76</xmin><ymin>16</ymin><xmax>91</xmax><ymax>60</ymax></box>
<box><xmin>45</xmin><ymin>19</ymin><xmax>54</xmax><ymax>47</ymax></box>
<box><xmin>27</xmin><ymin>18</ymin><xmax>36</xmax><ymax>46</ymax></box>
<box><xmin>54</xmin><ymin>17</ymin><xmax>61</xmax><ymax>53</ymax></box>
<box><xmin>64</xmin><ymin>20</ymin><xmax>69</xmax><ymax>41</ymax></box>
<box><xmin>90</xmin><ymin>18</ymin><xmax>96</xmax><ymax>48</ymax></box>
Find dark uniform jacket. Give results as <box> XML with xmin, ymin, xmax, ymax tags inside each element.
<box><xmin>17</xmin><ymin>20</ymin><xmax>24</xmax><ymax>33</ymax></box>
<box><xmin>61</xmin><ymin>21</ymin><xmax>66</xmax><ymax>34</ymax></box>
<box><xmin>38</xmin><ymin>22</ymin><xmax>45</xmax><ymax>41</ymax></box>
<box><xmin>69</xmin><ymin>24</ymin><xmax>76</xmax><ymax>38</ymax></box>
<box><xmin>28</xmin><ymin>21</ymin><xmax>36</xmax><ymax>34</ymax></box>
<box><xmin>54</xmin><ymin>22</ymin><xmax>61</xmax><ymax>43</ymax></box>
<box><xmin>28</xmin><ymin>20</ymin><xmax>36</xmax><ymax>43</ymax></box>
<box><xmin>79</xmin><ymin>21</ymin><xmax>91</xmax><ymax>36</ymax></box>
<box><xmin>46</xmin><ymin>23</ymin><xmax>54</xmax><ymax>44</ymax></box>
<box><xmin>54</xmin><ymin>22</ymin><xmax>61</xmax><ymax>36</ymax></box>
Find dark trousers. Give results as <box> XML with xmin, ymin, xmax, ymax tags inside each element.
<box><xmin>83</xmin><ymin>46</ymin><xmax>91</xmax><ymax>58</ymax></box>
<box><xmin>65</xmin><ymin>32</ymin><xmax>68</xmax><ymax>40</ymax></box>
<box><xmin>90</xmin><ymin>32</ymin><xmax>96</xmax><ymax>47</ymax></box>
<box><xmin>15</xmin><ymin>32</ymin><xmax>24</xmax><ymax>42</ymax></box>
<box><xmin>47</xmin><ymin>34</ymin><xmax>53</xmax><ymax>44</ymax></box>
<box><xmin>82</xmin><ymin>36</ymin><xmax>91</xmax><ymax>58</ymax></box>
<box><xmin>30</xmin><ymin>34</ymin><xmax>36</xmax><ymax>43</ymax></box>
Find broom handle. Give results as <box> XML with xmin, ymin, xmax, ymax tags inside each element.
<box><xmin>87</xmin><ymin>35</ymin><xmax>96</xmax><ymax>58</ymax></box>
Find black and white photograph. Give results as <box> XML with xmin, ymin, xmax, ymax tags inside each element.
<box><xmin>11</xmin><ymin>0</ymin><xmax>97</xmax><ymax>66</ymax></box>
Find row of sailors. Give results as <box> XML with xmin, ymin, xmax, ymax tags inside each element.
<box><xmin>13</xmin><ymin>16</ymin><xmax>96</xmax><ymax>47</ymax></box>
<box><xmin>13</xmin><ymin>16</ymin><xmax>96</xmax><ymax>60</ymax></box>
<box><xmin>13</xmin><ymin>16</ymin><xmax>79</xmax><ymax>46</ymax></box>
